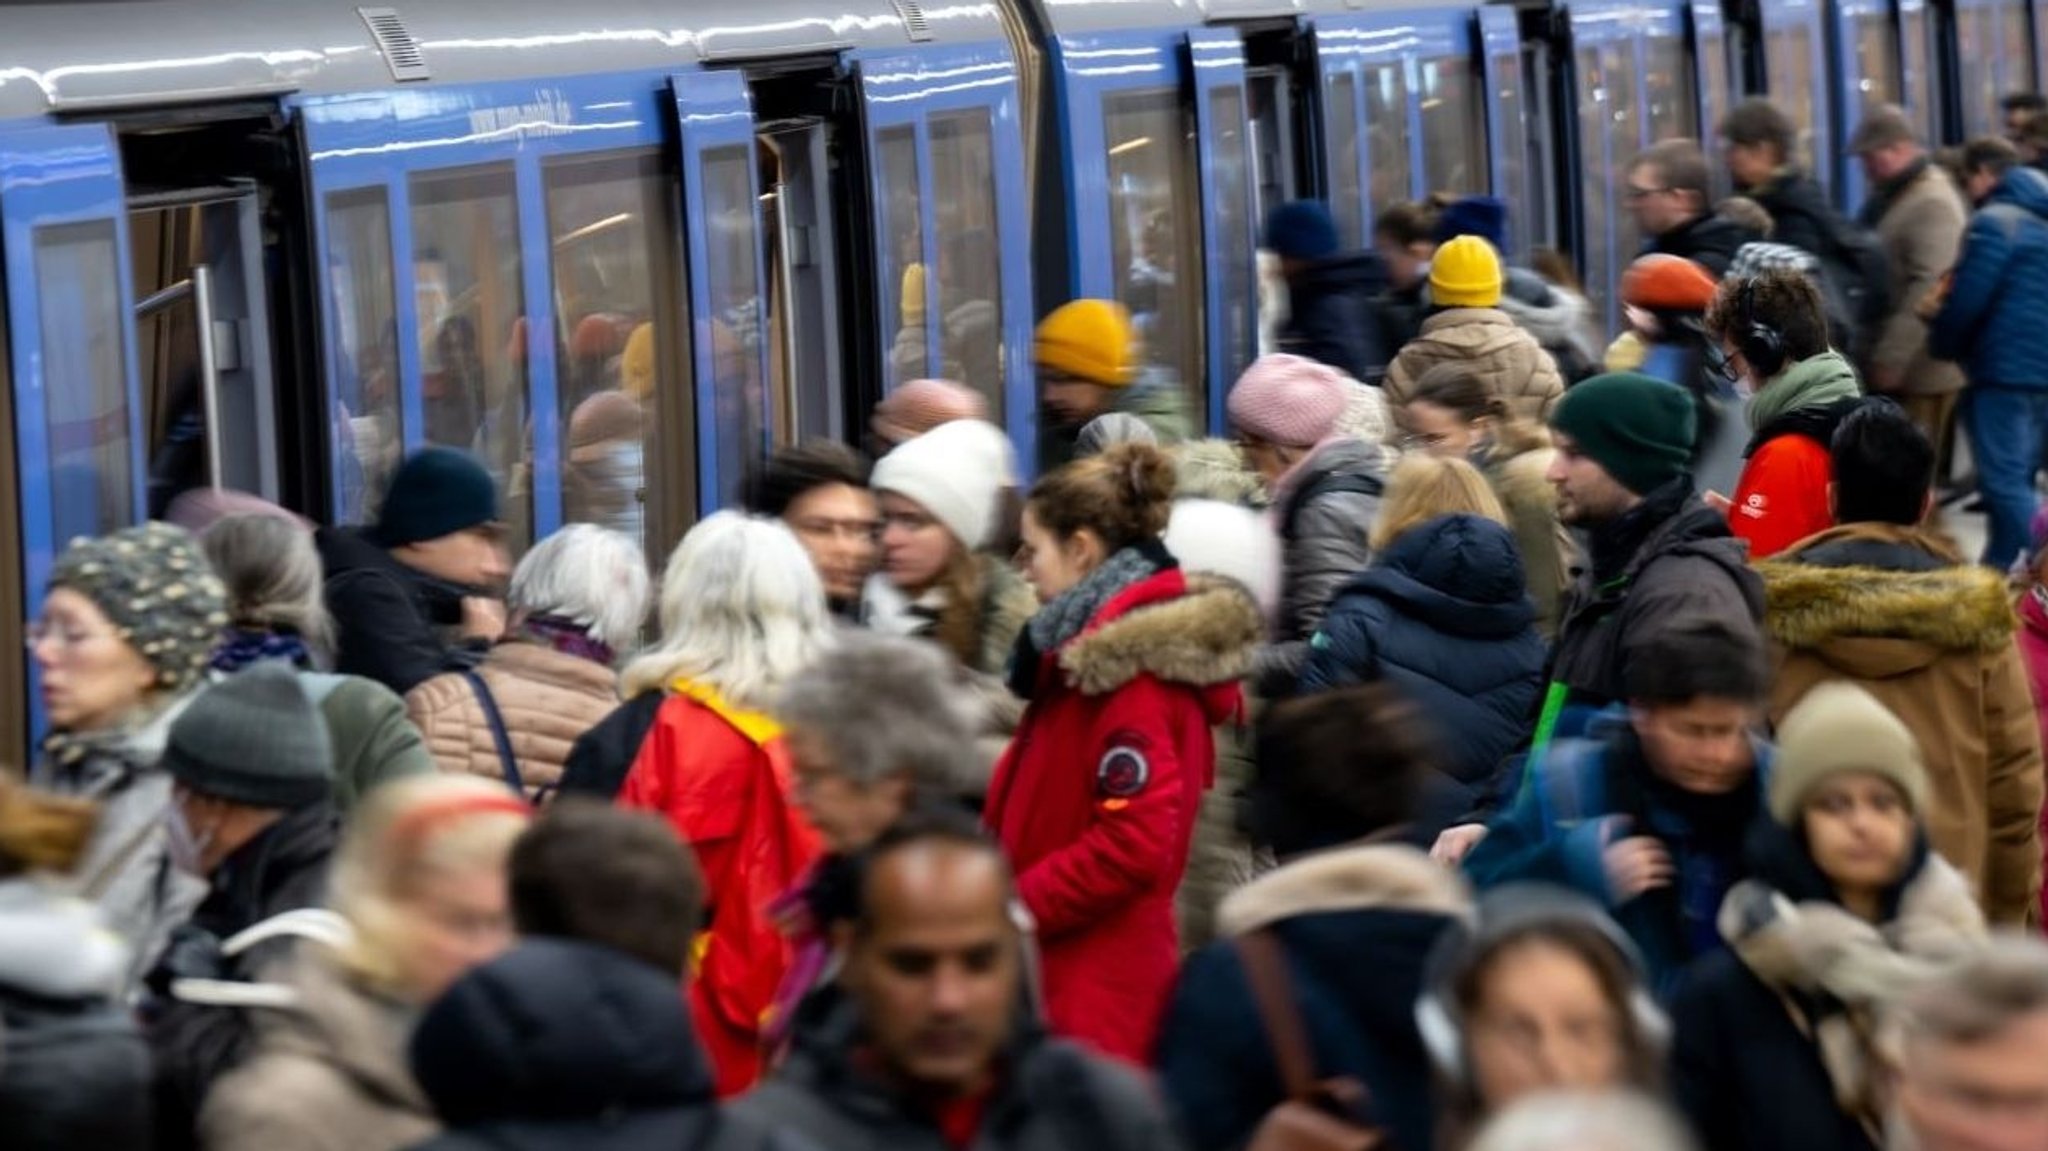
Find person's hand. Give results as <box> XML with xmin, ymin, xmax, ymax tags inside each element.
<box><xmin>461</xmin><ymin>596</ymin><xmax>506</xmax><ymax>641</ymax></box>
<box><xmin>1602</xmin><ymin>817</ymin><xmax>1673</xmax><ymax>902</ymax></box>
<box><xmin>1430</xmin><ymin>823</ymin><xmax>1489</xmax><ymax>866</ymax></box>
<box><xmin>1703</xmin><ymin>490</ymin><xmax>1733</xmax><ymax>514</ymax></box>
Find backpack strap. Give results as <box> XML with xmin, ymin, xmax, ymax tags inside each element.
<box><xmin>1281</xmin><ymin>471</ymin><xmax>1384</xmax><ymax>544</ymax></box>
<box><xmin>461</xmin><ymin>669</ymin><xmax>527</xmax><ymax>798</ymax></box>
<box><xmin>1236</xmin><ymin>929</ymin><xmax>1320</xmax><ymax>1100</ymax></box>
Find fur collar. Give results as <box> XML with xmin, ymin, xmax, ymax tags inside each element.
<box><xmin>1058</xmin><ymin>574</ymin><xmax>1262</xmax><ymax>695</ymax></box>
<box><xmin>1215</xmin><ymin>843</ymin><xmax>1472</xmax><ymax>937</ymax></box>
<box><xmin>1759</xmin><ymin>555</ymin><xmax>2017</xmax><ymax>653</ymax></box>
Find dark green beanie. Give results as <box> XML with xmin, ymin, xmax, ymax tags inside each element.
<box><xmin>162</xmin><ymin>665</ymin><xmax>333</xmax><ymax>809</ymax></box>
<box><xmin>1548</xmin><ymin>373</ymin><xmax>1697</xmax><ymax>497</ymax></box>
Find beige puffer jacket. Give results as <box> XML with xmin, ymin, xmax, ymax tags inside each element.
<box><xmin>1384</xmin><ymin>307</ymin><xmax>1566</xmax><ymax>427</ymax></box>
<box><xmin>405</xmin><ymin>641</ymin><xmax>621</xmax><ymax>798</ymax></box>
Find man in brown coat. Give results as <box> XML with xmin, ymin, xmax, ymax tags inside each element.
<box><xmin>1758</xmin><ymin>400</ymin><xmax>2042</xmax><ymax>925</ymax></box>
<box><xmin>1849</xmin><ymin>105</ymin><xmax>1969</xmax><ymax>452</ymax></box>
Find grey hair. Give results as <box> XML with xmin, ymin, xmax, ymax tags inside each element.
<box><xmin>200</xmin><ymin>513</ymin><xmax>333</xmax><ymax>650</ymax></box>
<box><xmin>1888</xmin><ymin>935</ymin><xmax>2048</xmax><ymax>1056</ymax></box>
<box><xmin>622</xmin><ymin>511</ymin><xmax>835</xmax><ymax>709</ymax></box>
<box><xmin>509</xmin><ymin>523</ymin><xmax>652</xmax><ymax>654</ymax></box>
<box><xmin>1468</xmin><ymin>1091</ymin><xmax>1698</xmax><ymax>1151</ymax></box>
<box><xmin>776</xmin><ymin>632</ymin><xmax>980</xmax><ymax>792</ymax></box>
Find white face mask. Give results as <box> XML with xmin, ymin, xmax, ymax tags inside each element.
<box><xmin>164</xmin><ymin>799</ymin><xmax>215</xmax><ymax>877</ymax></box>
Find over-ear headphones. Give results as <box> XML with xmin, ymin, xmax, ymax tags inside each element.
<box><xmin>1737</xmin><ymin>277</ymin><xmax>1788</xmax><ymax>380</ymax></box>
<box><xmin>1413</xmin><ymin>884</ymin><xmax>1672</xmax><ymax>1088</ymax></box>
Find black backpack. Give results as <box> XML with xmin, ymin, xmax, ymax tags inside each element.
<box><xmin>1279</xmin><ymin>470</ymin><xmax>1385</xmax><ymax>544</ymax></box>
<box><xmin>1815</xmin><ymin>214</ymin><xmax>1893</xmax><ymax>353</ymax></box>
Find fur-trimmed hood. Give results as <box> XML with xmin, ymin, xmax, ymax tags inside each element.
<box><xmin>1059</xmin><ymin>573</ymin><xmax>1262</xmax><ymax>696</ymax></box>
<box><xmin>1215</xmin><ymin>842</ymin><xmax>1473</xmax><ymax>938</ymax></box>
<box><xmin>1760</xmin><ymin>546</ymin><xmax>2017</xmax><ymax>662</ymax></box>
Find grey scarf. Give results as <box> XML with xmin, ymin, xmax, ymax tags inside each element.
<box><xmin>1026</xmin><ymin>545</ymin><xmax>1164</xmax><ymax>655</ymax></box>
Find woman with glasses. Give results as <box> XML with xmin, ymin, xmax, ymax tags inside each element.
<box><xmin>1399</xmin><ymin>363</ymin><xmax>1572</xmax><ymax>638</ymax></box>
<box><xmin>30</xmin><ymin>522</ymin><xmax>227</xmax><ymax>995</ymax></box>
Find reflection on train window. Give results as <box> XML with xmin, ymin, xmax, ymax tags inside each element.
<box><xmin>325</xmin><ymin>189</ymin><xmax>401</xmax><ymax>524</ymax></box>
<box><xmin>1209</xmin><ymin>85</ymin><xmax>1256</xmax><ymax>386</ymax></box>
<box><xmin>1324</xmin><ymin>71</ymin><xmax>1363</xmax><ymax>248</ymax></box>
<box><xmin>545</xmin><ymin>151</ymin><xmax>676</xmax><ymax>556</ymax></box>
<box><xmin>1366</xmin><ymin>62</ymin><xmax>1412</xmax><ymax>208</ymax></box>
<box><xmin>1764</xmin><ymin>23</ymin><xmax>1819</xmax><ymax>176</ymax></box>
<box><xmin>36</xmin><ymin>221</ymin><xmax>133</xmax><ymax>542</ymax></box>
<box><xmin>701</xmin><ymin>144</ymin><xmax>765</xmax><ymax>511</ymax></box>
<box><xmin>880</xmin><ymin>126</ymin><xmax>927</xmax><ymax>389</ymax></box>
<box><xmin>411</xmin><ymin>165</ymin><xmax>530</xmax><ymax>556</ymax></box>
<box><xmin>930</xmin><ymin>110</ymin><xmax>1004</xmax><ymax>420</ymax></box>
<box><xmin>1420</xmin><ymin>56</ymin><xmax>1488</xmax><ymax>198</ymax></box>
<box><xmin>1575</xmin><ymin>45</ymin><xmax>1614</xmax><ymax>323</ymax></box>
<box><xmin>1104</xmin><ymin>88</ymin><xmax>1203</xmax><ymax>414</ymax></box>
<box><xmin>1494</xmin><ymin>49</ymin><xmax>1532</xmax><ymax>260</ymax></box>
<box><xmin>1854</xmin><ymin>13</ymin><xmax>1901</xmax><ymax>113</ymax></box>
<box><xmin>1644</xmin><ymin>36</ymin><xmax>1697</xmax><ymax>143</ymax></box>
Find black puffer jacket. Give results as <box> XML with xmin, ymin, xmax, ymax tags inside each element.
<box><xmin>1298</xmin><ymin>515</ymin><xmax>1545</xmax><ymax>830</ymax></box>
<box><xmin>1646</xmin><ymin>213</ymin><xmax>1761</xmax><ymax>278</ymax></box>
<box><xmin>1279</xmin><ymin>251</ymin><xmax>1391</xmax><ymax>384</ymax></box>
<box><xmin>408</xmin><ymin>938</ymin><xmax>805</xmax><ymax>1151</ymax></box>
<box><xmin>317</xmin><ymin>526</ymin><xmax>488</xmax><ymax>695</ymax></box>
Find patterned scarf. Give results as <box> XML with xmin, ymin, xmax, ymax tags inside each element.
<box><xmin>518</xmin><ymin>613</ymin><xmax>615</xmax><ymax>667</ymax></box>
<box><xmin>1010</xmin><ymin>543</ymin><xmax>1166</xmax><ymax>700</ymax></box>
<box><xmin>210</xmin><ymin>628</ymin><xmax>313</xmax><ymax>674</ymax></box>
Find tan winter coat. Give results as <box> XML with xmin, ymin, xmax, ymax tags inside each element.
<box><xmin>200</xmin><ymin>951</ymin><xmax>437</xmax><ymax>1151</ymax></box>
<box><xmin>405</xmin><ymin>640</ymin><xmax>621</xmax><ymax>799</ymax></box>
<box><xmin>1761</xmin><ymin>524</ymin><xmax>2044</xmax><ymax>925</ymax></box>
<box><xmin>1868</xmin><ymin>162</ymin><xmax>1969</xmax><ymax>395</ymax></box>
<box><xmin>1383</xmin><ymin>308</ymin><xmax>1566</xmax><ymax>427</ymax></box>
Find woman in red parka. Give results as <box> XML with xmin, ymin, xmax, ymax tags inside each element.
<box><xmin>616</xmin><ymin>511</ymin><xmax>834</xmax><ymax>1096</ymax></box>
<box><xmin>987</xmin><ymin>442</ymin><xmax>1264</xmax><ymax>1063</ymax></box>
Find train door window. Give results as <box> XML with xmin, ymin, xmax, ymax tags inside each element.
<box><xmin>326</xmin><ymin>189</ymin><xmax>401</xmax><ymax>525</ymax></box>
<box><xmin>1602</xmin><ymin>42</ymin><xmax>1643</xmax><ymax>284</ymax></box>
<box><xmin>2003</xmin><ymin>2</ymin><xmax>2035</xmax><ymax>104</ymax></box>
<box><xmin>1902</xmin><ymin>3</ymin><xmax>1937</xmax><ymax>142</ymax></box>
<box><xmin>1324</xmin><ymin>71</ymin><xmax>1364</xmax><ymax>247</ymax></box>
<box><xmin>1366</xmin><ymin>62</ymin><xmax>1413</xmax><ymax>205</ymax></box>
<box><xmin>1958</xmin><ymin>8</ymin><xmax>1999</xmax><ymax>137</ymax></box>
<box><xmin>879</xmin><ymin>126</ymin><xmax>927</xmax><ymax>388</ymax></box>
<box><xmin>1855</xmin><ymin>12</ymin><xmax>1902</xmax><ymax>111</ymax></box>
<box><xmin>1207</xmin><ymin>84</ymin><xmax>1256</xmax><ymax>385</ymax></box>
<box><xmin>1104</xmin><ymin>89</ymin><xmax>1203</xmax><ymax>411</ymax></box>
<box><xmin>36</xmin><ymin>222</ymin><xmax>134</xmax><ymax>542</ymax></box>
<box><xmin>1765</xmin><ymin>24</ymin><xmax>1820</xmax><ymax>175</ymax></box>
<box><xmin>545</xmin><ymin>151</ymin><xmax>681</xmax><ymax>557</ymax></box>
<box><xmin>1575</xmin><ymin>45</ymin><xmax>1615</xmax><ymax>322</ymax></box>
<box><xmin>1421</xmin><ymin>56</ymin><xmax>1489</xmax><ymax>197</ymax></box>
<box><xmin>930</xmin><ymin>110</ymin><xmax>1005</xmax><ymax>420</ymax></box>
<box><xmin>1492</xmin><ymin>46</ymin><xmax>1530</xmax><ymax>259</ymax></box>
<box><xmin>1698</xmin><ymin>24</ymin><xmax>1735</xmax><ymax>198</ymax></box>
<box><xmin>1246</xmin><ymin>68</ymin><xmax>1296</xmax><ymax>234</ymax></box>
<box><xmin>1645</xmin><ymin>36</ymin><xmax>1697</xmax><ymax>142</ymax></box>
<box><xmin>701</xmin><ymin>144</ymin><xmax>768</xmax><ymax>510</ymax></box>
<box><xmin>411</xmin><ymin>165</ymin><xmax>531</xmax><ymax>557</ymax></box>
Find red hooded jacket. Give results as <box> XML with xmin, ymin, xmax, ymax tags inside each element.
<box><xmin>618</xmin><ymin>680</ymin><xmax>821</xmax><ymax>1096</ymax></box>
<box><xmin>985</xmin><ymin>569</ymin><xmax>1261</xmax><ymax>1063</ymax></box>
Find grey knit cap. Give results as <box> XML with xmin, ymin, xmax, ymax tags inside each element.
<box><xmin>48</xmin><ymin>522</ymin><xmax>227</xmax><ymax>694</ymax></box>
<box><xmin>1075</xmin><ymin>412</ymin><xmax>1159</xmax><ymax>458</ymax></box>
<box><xmin>162</xmin><ymin>665</ymin><xmax>333</xmax><ymax>808</ymax></box>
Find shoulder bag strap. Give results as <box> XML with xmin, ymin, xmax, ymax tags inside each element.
<box><xmin>461</xmin><ymin>669</ymin><xmax>527</xmax><ymax>798</ymax></box>
<box><xmin>1235</xmin><ymin>928</ymin><xmax>1319</xmax><ymax>1101</ymax></box>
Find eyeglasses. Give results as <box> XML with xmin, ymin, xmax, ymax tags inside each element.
<box><xmin>1622</xmin><ymin>185</ymin><xmax>1670</xmax><ymax>203</ymax></box>
<box><xmin>26</xmin><ymin>619</ymin><xmax>119</xmax><ymax>650</ymax></box>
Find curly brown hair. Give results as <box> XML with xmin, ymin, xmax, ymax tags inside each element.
<box><xmin>1704</xmin><ymin>267</ymin><xmax>1830</xmax><ymax>368</ymax></box>
<box><xmin>1026</xmin><ymin>441</ymin><xmax>1176</xmax><ymax>553</ymax></box>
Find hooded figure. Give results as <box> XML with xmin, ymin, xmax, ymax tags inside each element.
<box><xmin>1265</xmin><ymin>200</ymin><xmax>1392</xmax><ymax>384</ymax></box>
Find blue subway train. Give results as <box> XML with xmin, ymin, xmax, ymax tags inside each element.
<box><xmin>0</xmin><ymin>0</ymin><xmax>2031</xmax><ymax>752</ymax></box>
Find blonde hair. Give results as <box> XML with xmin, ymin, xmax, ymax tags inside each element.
<box><xmin>621</xmin><ymin>511</ymin><xmax>835</xmax><ymax>707</ymax></box>
<box><xmin>1371</xmin><ymin>455</ymin><xmax>1506</xmax><ymax>551</ymax></box>
<box><xmin>327</xmin><ymin>774</ymin><xmax>529</xmax><ymax>996</ymax></box>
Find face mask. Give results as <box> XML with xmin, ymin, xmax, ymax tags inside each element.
<box><xmin>165</xmin><ymin>801</ymin><xmax>215</xmax><ymax>877</ymax></box>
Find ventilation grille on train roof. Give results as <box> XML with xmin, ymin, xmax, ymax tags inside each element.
<box><xmin>359</xmin><ymin>7</ymin><xmax>431</xmax><ymax>82</ymax></box>
<box><xmin>889</xmin><ymin>0</ymin><xmax>935</xmax><ymax>43</ymax></box>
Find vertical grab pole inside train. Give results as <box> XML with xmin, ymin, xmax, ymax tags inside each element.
<box><xmin>192</xmin><ymin>262</ymin><xmax>224</xmax><ymax>492</ymax></box>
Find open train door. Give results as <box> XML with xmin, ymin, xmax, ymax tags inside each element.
<box><xmin>671</xmin><ymin>70</ymin><xmax>773</xmax><ymax>514</ymax></box>
<box><xmin>0</xmin><ymin>123</ymin><xmax>146</xmax><ymax>751</ymax></box>
<box><xmin>1187</xmin><ymin>28</ymin><xmax>1258</xmax><ymax>430</ymax></box>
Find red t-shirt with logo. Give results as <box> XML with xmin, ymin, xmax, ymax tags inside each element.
<box><xmin>1728</xmin><ymin>433</ymin><xmax>1835</xmax><ymax>560</ymax></box>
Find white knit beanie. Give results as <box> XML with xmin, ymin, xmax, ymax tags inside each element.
<box><xmin>870</xmin><ymin>418</ymin><xmax>1015</xmax><ymax>550</ymax></box>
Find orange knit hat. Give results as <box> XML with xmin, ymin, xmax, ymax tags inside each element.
<box><xmin>1622</xmin><ymin>254</ymin><xmax>1719</xmax><ymax>313</ymax></box>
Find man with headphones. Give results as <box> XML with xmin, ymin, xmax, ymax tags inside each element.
<box><xmin>1702</xmin><ymin>267</ymin><xmax>1865</xmax><ymax>560</ymax></box>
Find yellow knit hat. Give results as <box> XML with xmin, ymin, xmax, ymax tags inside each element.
<box><xmin>1034</xmin><ymin>299</ymin><xmax>1138</xmax><ymax>388</ymax></box>
<box><xmin>901</xmin><ymin>262</ymin><xmax>927</xmax><ymax>326</ymax></box>
<box><xmin>1430</xmin><ymin>235</ymin><xmax>1505</xmax><ymax>308</ymax></box>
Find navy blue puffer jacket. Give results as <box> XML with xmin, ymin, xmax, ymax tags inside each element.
<box><xmin>1931</xmin><ymin>166</ymin><xmax>2048</xmax><ymax>389</ymax></box>
<box><xmin>1298</xmin><ymin>514</ymin><xmax>1545</xmax><ymax>824</ymax></box>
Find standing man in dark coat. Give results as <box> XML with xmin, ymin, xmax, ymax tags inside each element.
<box><xmin>1265</xmin><ymin>200</ymin><xmax>1391</xmax><ymax>385</ymax></box>
<box><xmin>1628</xmin><ymin>139</ymin><xmax>1758</xmax><ymax>277</ymax></box>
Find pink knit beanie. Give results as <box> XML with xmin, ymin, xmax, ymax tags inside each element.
<box><xmin>1226</xmin><ymin>354</ymin><xmax>1350</xmax><ymax>448</ymax></box>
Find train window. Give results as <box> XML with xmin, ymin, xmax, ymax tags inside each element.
<box><xmin>929</xmin><ymin>110</ymin><xmax>1004</xmax><ymax>421</ymax></box>
<box><xmin>1958</xmin><ymin>8</ymin><xmax>1998</xmax><ymax>137</ymax></box>
<box><xmin>1855</xmin><ymin>13</ymin><xmax>1901</xmax><ymax>112</ymax></box>
<box><xmin>1698</xmin><ymin>27</ymin><xmax>1735</xmax><ymax>199</ymax></box>
<box><xmin>326</xmin><ymin>189</ymin><xmax>401</xmax><ymax>524</ymax></box>
<box><xmin>1208</xmin><ymin>84</ymin><xmax>1256</xmax><ymax>386</ymax></box>
<box><xmin>545</xmin><ymin>151</ymin><xmax>678</xmax><ymax>555</ymax></box>
<box><xmin>35</xmin><ymin>221</ymin><xmax>134</xmax><ymax>542</ymax></box>
<box><xmin>1645</xmin><ymin>36</ymin><xmax>1697</xmax><ymax>143</ymax></box>
<box><xmin>1103</xmin><ymin>88</ymin><xmax>1203</xmax><ymax>414</ymax></box>
<box><xmin>411</xmin><ymin>165</ymin><xmax>531</xmax><ymax>556</ymax></box>
<box><xmin>1902</xmin><ymin>5</ymin><xmax>1937</xmax><ymax>143</ymax></box>
<box><xmin>1366</xmin><ymin>63</ymin><xmax>1413</xmax><ymax>206</ymax></box>
<box><xmin>1325</xmin><ymin>71</ymin><xmax>1364</xmax><ymax>248</ymax></box>
<box><xmin>1574</xmin><ymin>45</ymin><xmax>1614</xmax><ymax>322</ymax></box>
<box><xmin>701</xmin><ymin>145</ymin><xmax>766</xmax><ymax>511</ymax></box>
<box><xmin>1493</xmin><ymin>48</ymin><xmax>1532</xmax><ymax>261</ymax></box>
<box><xmin>2003</xmin><ymin>3</ymin><xmax>2035</xmax><ymax>109</ymax></box>
<box><xmin>1764</xmin><ymin>25</ymin><xmax>1819</xmax><ymax>176</ymax></box>
<box><xmin>1420</xmin><ymin>56</ymin><xmax>1489</xmax><ymax>197</ymax></box>
<box><xmin>880</xmin><ymin>126</ymin><xmax>928</xmax><ymax>388</ymax></box>
<box><xmin>1603</xmin><ymin>42</ymin><xmax>1643</xmax><ymax>280</ymax></box>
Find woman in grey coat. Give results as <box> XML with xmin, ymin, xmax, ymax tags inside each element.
<box><xmin>30</xmin><ymin>522</ymin><xmax>227</xmax><ymax>997</ymax></box>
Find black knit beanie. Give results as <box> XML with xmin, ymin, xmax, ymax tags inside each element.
<box><xmin>374</xmin><ymin>447</ymin><xmax>500</xmax><ymax>548</ymax></box>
